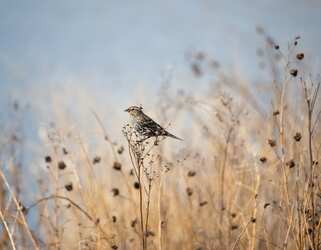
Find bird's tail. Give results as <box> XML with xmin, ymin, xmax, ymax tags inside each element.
<box><xmin>166</xmin><ymin>132</ymin><xmax>183</xmax><ymax>141</ymax></box>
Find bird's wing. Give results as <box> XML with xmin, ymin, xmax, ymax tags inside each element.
<box><xmin>142</xmin><ymin>115</ymin><xmax>163</xmax><ymax>130</ymax></box>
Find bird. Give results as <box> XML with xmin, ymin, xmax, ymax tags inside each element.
<box><xmin>124</xmin><ymin>106</ymin><xmax>183</xmax><ymax>141</ymax></box>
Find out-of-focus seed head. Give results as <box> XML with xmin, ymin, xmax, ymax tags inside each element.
<box><xmin>187</xmin><ymin>170</ymin><xmax>196</xmax><ymax>177</ymax></box>
<box><xmin>133</xmin><ymin>182</ymin><xmax>140</xmax><ymax>189</ymax></box>
<box><xmin>113</xmin><ymin>162</ymin><xmax>122</xmax><ymax>171</ymax></box>
<box><xmin>294</xmin><ymin>132</ymin><xmax>302</xmax><ymax>142</ymax></box>
<box><xmin>65</xmin><ymin>183</ymin><xmax>73</xmax><ymax>191</ymax></box>
<box><xmin>260</xmin><ymin>156</ymin><xmax>267</xmax><ymax>163</ymax></box>
<box><xmin>93</xmin><ymin>156</ymin><xmax>101</xmax><ymax>164</ymax></box>
<box><xmin>186</xmin><ymin>187</ymin><xmax>193</xmax><ymax>196</ymax></box>
<box><xmin>268</xmin><ymin>139</ymin><xmax>276</xmax><ymax>147</ymax></box>
<box><xmin>45</xmin><ymin>156</ymin><xmax>52</xmax><ymax>163</ymax></box>
<box><xmin>117</xmin><ymin>146</ymin><xmax>124</xmax><ymax>154</ymax></box>
<box><xmin>191</xmin><ymin>63</ymin><xmax>202</xmax><ymax>77</ymax></box>
<box><xmin>131</xmin><ymin>218</ymin><xmax>138</xmax><ymax>228</ymax></box>
<box><xmin>58</xmin><ymin>161</ymin><xmax>66</xmax><ymax>170</ymax></box>
<box><xmin>111</xmin><ymin>188</ymin><xmax>119</xmax><ymax>196</ymax></box>
<box><xmin>296</xmin><ymin>53</ymin><xmax>304</xmax><ymax>60</ymax></box>
<box><xmin>62</xmin><ymin>148</ymin><xmax>68</xmax><ymax>155</ymax></box>
<box><xmin>199</xmin><ymin>201</ymin><xmax>208</xmax><ymax>207</ymax></box>
<box><xmin>286</xmin><ymin>160</ymin><xmax>295</xmax><ymax>168</ymax></box>
<box><xmin>290</xmin><ymin>69</ymin><xmax>298</xmax><ymax>77</ymax></box>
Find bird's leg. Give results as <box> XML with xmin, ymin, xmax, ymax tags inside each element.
<box><xmin>137</xmin><ymin>136</ymin><xmax>149</xmax><ymax>144</ymax></box>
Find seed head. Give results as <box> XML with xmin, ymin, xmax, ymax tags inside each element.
<box><xmin>294</xmin><ymin>132</ymin><xmax>302</xmax><ymax>142</ymax></box>
<box><xmin>199</xmin><ymin>201</ymin><xmax>208</xmax><ymax>207</ymax></box>
<box><xmin>286</xmin><ymin>160</ymin><xmax>295</xmax><ymax>168</ymax></box>
<box><xmin>290</xmin><ymin>69</ymin><xmax>298</xmax><ymax>77</ymax></box>
<box><xmin>186</xmin><ymin>187</ymin><xmax>193</xmax><ymax>196</ymax></box>
<box><xmin>187</xmin><ymin>170</ymin><xmax>196</xmax><ymax>177</ymax></box>
<box><xmin>296</xmin><ymin>53</ymin><xmax>304</xmax><ymax>60</ymax></box>
<box><xmin>111</xmin><ymin>188</ymin><xmax>119</xmax><ymax>196</ymax></box>
<box><xmin>117</xmin><ymin>146</ymin><xmax>124</xmax><ymax>154</ymax></box>
<box><xmin>45</xmin><ymin>156</ymin><xmax>52</xmax><ymax>163</ymax></box>
<box><xmin>133</xmin><ymin>182</ymin><xmax>140</xmax><ymax>189</ymax></box>
<box><xmin>65</xmin><ymin>183</ymin><xmax>73</xmax><ymax>191</ymax></box>
<box><xmin>113</xmin><ymin>162</ymin><xmax>122</xmax><ymax>171</ymax></box>
<box><xmin>260</xmin><ymin>156</ymin><xmax>267</xmax><ymax>163</ymax></box>
<box><xmin>268</xmin><ymin>139</ymin><xmax>276</xmax><ymax>147</ymax></box>
<box><xmin>93</xmin><ymin>156</ymin><xmax>101</xmax><ymax>164</ymax></box>
<box><xmin>58</xmin><ymin>161</ymin><xmax>66</xmax><ymax>170</ymax></box>
<box><xmin>62</xmin><ymin>148</ymin><xmax>68</xmax><ymax>155</ymax></box>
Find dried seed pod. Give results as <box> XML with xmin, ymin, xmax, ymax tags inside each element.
<box><xmin>268</xmin><ymin>139</ymin><xmax>276</xmax><ymax>147</ymax></box>
<box><xmin>294</xmin><ymin>132</ymin><xmax>302</xmax><ymax>142</ymax></box>
<box><xmin>186</xmin><ymin>187</ymin><xmax>193</xmax><ymax>196</ymax></box>
<box><xmin>111</xmin><ymin>188</ymin><xmax>119</xmax><ymax>196</ymax></box>
<box><xmin>296</xmin><ymin>53</ymin><xmax>304</xmax><ymax>60</ymax></box>
<box><xmin>45</xmin><ymin>156</ymin><xmax>52</xmax><ymax>163</ymax></box>
<box><xmin>58</xmin><ymin>161</ymin><xmax>66</xmax><ymax>170</ymax></box>
<box><xmin>113</xmin><ymin>162</ymin><xmax>122</xmax><ymax>171</ymax></box>
<box><xmin>286</xmin><ymin>160</ymin><xmax>295</xmax><ymax>168</ymax></box>
<box><xmin>65</xmin><ymin>183</ymin><xmax>73</xmax><ymax>191</ymax></box>
<box><xmin>93</xmin><ymin>156</ymin><xmax>101</xmax><ymax>164</ymax></box>
<box><xmin>187</xmin><ymin>170</ymin><xmax>196</xmax><ymax>177</ymax></box>
<box><xmin>260</xmin><ymin>156</ymin><xmax>267</xmax><ymax>163</ymax></box>
<box><xmin>199</xmin><ymin>201</ymin><xmax>208</xmax><ymax>207</ymax></box>
<box><xmin>133</xmin><ymin>182</ymin><xmax>140</xmax><ymax>189</ymax></box>
<box><xmin>290</xmin><ymin>69</ymin><xmax>298</xmax><ymax>77</ymax></box>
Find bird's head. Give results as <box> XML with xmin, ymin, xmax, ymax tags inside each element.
<box><xmin>124</xmin><ymin>106</ymin><xmax>143</xmax><ymax>117</ymax></box>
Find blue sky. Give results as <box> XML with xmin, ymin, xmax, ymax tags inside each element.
<box><xmin>1</xmin><ymin>0</ymin><xmax>321</xmax><ymax>99</ymax></box>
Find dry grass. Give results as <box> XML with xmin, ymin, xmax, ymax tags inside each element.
<box><xmin>0</xmin><ymin>33</ymin><xmax>320</xmax><ymax>250</ymax></box>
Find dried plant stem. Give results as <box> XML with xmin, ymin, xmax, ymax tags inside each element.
<box><xmin>0</xmin><ymin>209</ymin><xmax>17</xmax><ymax>250</ymax></box>
<box><xmin>279</xmin><ymin>78</ymin><xmax>290</xmax><ymax>209</ymax></box>
<box><xmin>0</xmin><ymin>170</ymin><xmax>40</xmax><ymax>250</ymax></box>
<box><xmin>303</xmin><ymin>79</ymin><xmax>320</xmax><ymax>249</ymax></box>
<box><xmin>157</xmin><ymin>176</ymin><xmax>163</xmax><ymax>250</ymax></box>
<box><xmin>127</xmin><ymin>140</ymin><xmax>147</xmax><ymax>250</ymax></box>
<box><xmin>145</xmin><ymin>179</ymin><xmax>152</xmax><ymax>244</ymax></box>
<box><xmin>27</xmin><ymin>194</ymin><xmax>114</xmax><ymax>245</ymax></box>
<box><xmin>138</xmin><ymin>161</ymin><xmax>146</xmax><ymax>250</ymax></box>
<box><xmin>232</xmin><ymin>220</ymin><xmax>251</xmax><ymax>250</ymax></box>
<box><xmin>249</xmin><ymin>170</ymin><xmax>261</xmax><ymax>250</ymax></box>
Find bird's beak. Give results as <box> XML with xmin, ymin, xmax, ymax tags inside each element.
<box><xmin>124</xmin><ymin>108</ymin><xmax>129</xmax><ymax>112</ymax></box>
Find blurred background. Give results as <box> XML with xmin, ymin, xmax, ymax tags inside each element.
<box><xmin>1</xmin><ymin>1</ymin><xmax>321</xmax><ymax>249</ymax></box>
